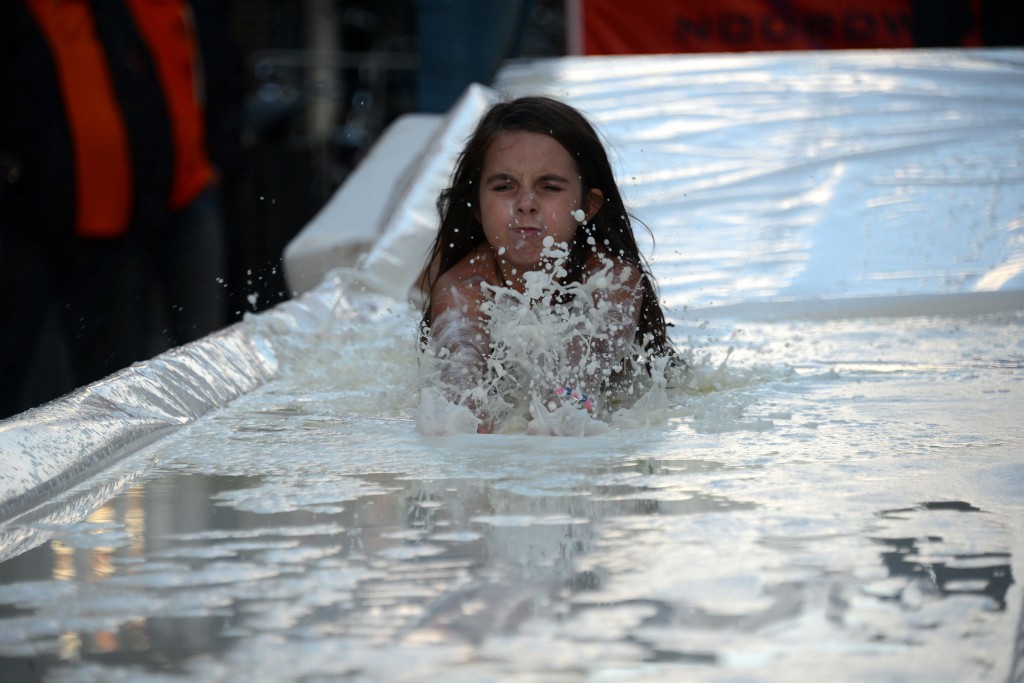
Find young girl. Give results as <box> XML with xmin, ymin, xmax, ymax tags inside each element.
<box><xmin>419</xmin><ymin>96</ymin><xmax>674</xmax><ymax>435</ymax></box>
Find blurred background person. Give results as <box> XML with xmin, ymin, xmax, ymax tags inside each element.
<box><xmin>0</xmin><ymin>0</ymin><xmax>233</xmax><ymax>418</ymax></box>
<box><xmin>414</xmin><ymin>0</ymin><xmax>536</xmax><ymax>113</ymax></box>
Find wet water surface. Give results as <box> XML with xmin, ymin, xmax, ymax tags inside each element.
<box><xmin>0</xmin><ymin>312</ymin><xmax>1021</xmax><ymax>682</ymax></box>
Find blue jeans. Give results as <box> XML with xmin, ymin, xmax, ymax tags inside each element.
<box><xmin>415</xmin><ymin>0</ymin><xmax>535</xmax><ymax>112</ymax></box>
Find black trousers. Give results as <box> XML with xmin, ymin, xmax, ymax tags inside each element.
<box><xmin>0</xmin><ymin>188</ymin><xmax>226</xmax><ymax>419</ymax></box>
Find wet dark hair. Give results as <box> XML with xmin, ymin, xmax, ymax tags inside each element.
<box><xmin>421</xmin><ymin>95</ymin><xmax>672</xmax><ymax>358</ymax></box>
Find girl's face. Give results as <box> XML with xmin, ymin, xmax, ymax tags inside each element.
<box><xmin>477</xmin><ymin>130</ymin><xmax>601</xmax><ymax>274</ymax></box>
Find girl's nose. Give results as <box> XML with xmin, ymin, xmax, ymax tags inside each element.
<box><xmin>516</xmin><ymin>191</ymin><xmax>538</xmax><ymax>213</ymax></box>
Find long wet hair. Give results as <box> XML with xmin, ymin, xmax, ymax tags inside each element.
<box><xmin>421</xmin><ymin>96</ymin><xmax>672</xmax><ymax>358</ymax></box>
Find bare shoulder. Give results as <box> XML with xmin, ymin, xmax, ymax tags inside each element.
<box><xmin>431</xmin><ymin>245</ymin><xmax>497</xmax><ymax>318</ymax></box>
<box><xmin>584</xmin><ymin>251</ymin><xmax>644</xmax><ymax>289</ymax></box>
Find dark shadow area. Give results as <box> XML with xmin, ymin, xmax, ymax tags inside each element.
<box><xmin>874</xmin><ymin>500</ymin><xmax>1014</xmax><ymax>610</ymax></box>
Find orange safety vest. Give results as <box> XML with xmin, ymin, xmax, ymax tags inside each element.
<box><xmin>28</xmin><ymin>0</ymin><xmax>132</xmax><ymax>238</ymax></box>
<box><xmin>125</xmin><ymin>0</ymin><xmax>213</xmax><ymax>211</ymax></box>
<box><xmin>26</xmin><ymin>0</ymin><xmax>212</xmax><ymax>239</ymax></box>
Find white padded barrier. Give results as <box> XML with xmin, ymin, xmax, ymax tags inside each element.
<box><xmin>284</xmin><ymin>84</ymin><xmax>499</xmax><ymax>301</ymax></box>
<box><xmin>282</xmin><ymin>113</ymin><xmax>443</xmax><ymax>296</ymax></box>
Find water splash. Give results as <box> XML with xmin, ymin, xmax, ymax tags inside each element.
<box><xmin>416</xmin><ymin>243</ymin><xmax>782</xmax><ymax>435</ymax></box>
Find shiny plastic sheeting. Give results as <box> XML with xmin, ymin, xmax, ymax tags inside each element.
<box><xmin>0</xmin><ymin>281</ymin><xmax>352</xmax><ymax>521</ymax></box>
<box><xmin>301</xmin><ymin>49</ymin><xmax>1024</xmax><ymax>314</ymax></box>
<box><xmin>492</xmin><ymin>49</ymin><xmax>1024</xmax><ymax>316</ymax></box>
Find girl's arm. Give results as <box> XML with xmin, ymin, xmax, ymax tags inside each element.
<box><xmin>573</xmin><ymin>257</ymin><xmax>643</xmax><ymax>404</ymax></box>
<box><xmin>428</xmin><ymin>273</ymin><xmax>493</xmax><ymax>431</ymax></box>
<box><xmin>531</xmin><ymin>257</ymin><xmax>642</xmax><ymax>435</ymax></box>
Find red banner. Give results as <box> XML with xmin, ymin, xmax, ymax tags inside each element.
<box><xmin>574</xmin><ymin>0</ymin><xmax>984</xmax><ymax>54</ymax></box>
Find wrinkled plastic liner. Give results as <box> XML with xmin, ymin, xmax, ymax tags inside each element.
<box><xmin>0</xmin><ymin>282</ymin><xmax>350</xmax><ymax>521</ymax></box>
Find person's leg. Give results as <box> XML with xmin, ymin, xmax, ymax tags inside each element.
<box><xmin>61</xmin><ymin>234</ymin><xmax>151</xmax><ymax>387</ymax></box>
<box><xmin>415</xmin><ymin>0</ymin><xmax>535</xmax><ymax>112</ymax></box>
<box><xmin>0</xmin><ymin>230</ymin><xmax>59</xmax><ymax>417</ymax></box>
<box><xmin>158</xmin><ymin>187</ymin><xmax>227</xmax><ymax>345</ymax></box>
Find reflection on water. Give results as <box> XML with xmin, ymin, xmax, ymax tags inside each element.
<box><xmin>0</xmin><ymin>455</ymin><xmax>1017</xmax><ymax>681</ymax></box>
<box><xmin>874</xmin><ymin>502</ymin><xmax>1013</xmax><ymax>610</ymax></box>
